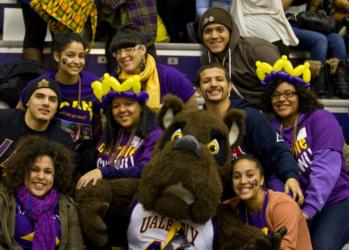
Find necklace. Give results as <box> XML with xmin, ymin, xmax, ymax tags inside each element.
<box><xmin>55</xmin><ymin>73</ymin><xmax>82</xmax><ymax>108</ymax></box>
<box><xmin>109</xmin><ymin>129</ymin><xmax>135</xmax><ymax>167</ymax></box>
<box><xmin>279</xmin><ymin>114</ymin><xmax>299</xmax><ymax>156</ymax></box>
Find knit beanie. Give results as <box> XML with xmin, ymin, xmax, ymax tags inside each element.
<box><xmin>21</xmin><ymin>77</ymin><xmax>62</xmax><ymax>106</ymax></box>
<box><xmin>198</xmin><ymin>7</ymin><xmax>233</xmax><ymax>41</ymax></box>
<box><xmin>109</xmin><ymin>24</ymin><xmax>148</xmax><ymax>53</ymax></box>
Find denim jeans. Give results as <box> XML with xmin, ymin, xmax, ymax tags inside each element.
<box><xmin>308</xmin><ymin>198</ymin><xmax>349</xmax><ymax>250</ymax></box>
<box><xmin>292</xmin><ymin>25</ymin><xmax>347</xmax><ymax>62</ymax></box>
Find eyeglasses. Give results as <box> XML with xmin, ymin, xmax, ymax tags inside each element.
<box><xmin>114</xmin><ymin>45</ymin><xmax>142</xmax><ymax>56</ymax></box>
<box><xmin>271</xmin><ymin>90</ymin><xmax>298</xmax><ymax>99</ymax></box>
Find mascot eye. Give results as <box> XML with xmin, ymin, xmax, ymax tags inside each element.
<box><xmin>171</xmin><ymin>129</ymin><xmax>183</xmax><ymax>141</ymax></box>
<box><xmin>207</xmin><ymin>139</ymin><xmax>220</xmax><ymax>155</ymax></box>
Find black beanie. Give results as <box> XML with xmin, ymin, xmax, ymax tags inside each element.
<box><xmin>109</xmin><ymin>24</ymin><xmax>148</xmax><ymax>53</ymax></box>
<box><xmin>198</xmin><ymin>7</ymin><xmax>233</xmax><ymax>42</ymax></box>
<box><xmin>21</xmin><ymin>77</ymin><xmax>62</xmax><ymax>106</ymax></box>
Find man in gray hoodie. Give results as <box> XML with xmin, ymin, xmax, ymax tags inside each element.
<box><xmin>198</xmin><ymin>7</ymin><xmax>280</xmax><ymax>107</ymax></box>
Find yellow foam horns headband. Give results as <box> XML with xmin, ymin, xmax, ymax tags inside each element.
<box><xmin>91</xmin><ymin>73</ymin><xmax>142</xmax><ymax>102</ymax></box>
<box><xmin>256</xmin><ymin>55</ymin><xmax>311</xmax><ymax>84</ymax></box>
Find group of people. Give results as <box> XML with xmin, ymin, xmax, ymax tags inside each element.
<box><xmin>0</xmin><ymin>4</ymin><xmax>348</xmax><ymax>250</ymax></box>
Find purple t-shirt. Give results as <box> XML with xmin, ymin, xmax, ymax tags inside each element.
<box><xmin>111</xmin><ymin>63</ymin><xmax>195</xmax><ymax>104</ymax></box>
<box><xmin>39</xmin><ymin>70</ymin><xmax>101</xmax><ymax>143</ymax></box>
<box><xmin>96</xmin><ymin>128</ymin><xmax>162</xmax><ymax>178</ymax></box>
<box><xmin>273</xmin><ymin>109</ymin><xmax>349</xmax><ymax>218</ymax></box>
<box><xmin>156</xmin><ymin>63</ymin><xmax>195</xmax><ymax>102</ymax></box>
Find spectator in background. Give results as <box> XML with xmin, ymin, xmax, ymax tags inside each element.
<box><xmin>99</xmin><ymin>0</ymin><xmax>158</xmax><ymax>72</ymax></box>
<box><xmin>109</xmin><ymin>25</ymin><xmax>198</xmax><ymax>112</ymax></box>
<box><xmin>196</xmin><ymin>0</ymin><xmax>232</xmax><ymax>18</ymax></box>
<box><xmin>0</xmin><ymin>78</ymin><xmax>74</xmax><ymax>177</ymax></box>
<box><xmin>0</xmin><ymin>135</ymin><xmax>84</xmax><ymax>250</ymax></box>
<box><xmin>76</xmin><ymin>75</ymin><xmax>161</xmax><ymax>188</ymax></box>
<box><xmin>227</xmin><ymin>155</ymin><xmax>312</xmax><ymax>250</ymax></box>
<box><xmin>157</xmin><ymin>0</ymin><xmax>196</xmax><ymax>42</ymax></box>
<box><xmin>19</xmin><ymin>31</ymin><xmax>102</xmax><ymax>176</ymax></box>
<box><xmin>261</xmin><ymin>58</ymin><xmax>349</xmax><ymax>250</ymax></box>
<box><xmin>198</xmin><ymin>7</ymin><xmax>280</xmax><ymax>108</ymax></box>
<box><xmin>283</xmin><ymin>0</ymin><xmax>349</xmax><ymax>99</ymax></box>
<box><xmin>232</xmin><ymin>0</ymin><xmax>298</xmax><ymax>56</ymax></box>
<box><xmin>18</xmin><ymin>0</ymin><xmax>97</xmax><ymax>63</ymax></box>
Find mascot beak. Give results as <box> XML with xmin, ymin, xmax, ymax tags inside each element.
<box><xmin>173</xmin><ymin>135</ymin><xmax>202</xmax><ymax>157</ymax></box>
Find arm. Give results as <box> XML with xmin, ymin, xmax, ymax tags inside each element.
<box><xmin>301</xmin><ymin>110</ymin><xmax>345</xmax><ymax>219</ymax></box>
<box><xmin>158</xmin><ymin>64</ymin><xmax>197</xmax><ymax>110</ymax></box>
<box><xmin>302</xmin><ymin>149</ymin><xmax>342</xmax><ymax>218</ymax></box>
<box><xmin>267</xmin><ymin>192</ymin><xmax>308</xmax><ymax>250</ymax></box>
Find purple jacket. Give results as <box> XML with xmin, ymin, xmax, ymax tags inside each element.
<box><xmin>273</xmin><ymin>109</ymin><xmax>349</xmax><ymax>218</ymax></box>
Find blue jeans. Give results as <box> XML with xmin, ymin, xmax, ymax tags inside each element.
<box><xmin>292</xmin><ymin>25</ymin><xmax>347</xmax><ymax>62</ymax></box>
<box><xmin>308</xmin><ymin>198</ymin><xmax>349</xmax><ymax>250</ymax></box>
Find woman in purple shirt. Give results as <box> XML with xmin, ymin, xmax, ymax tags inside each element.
<box><xmin>76</xmin><ymin>75</ymin><xmax>162</xmax><ymax>189</ymax></box>
<box><xmin>108</xmin><ymin>24</ymin><xmax>198</xmax><ymax>112</ymax></box>
<box><xmin>261</xmin><ymin>62</ymin><xmax>349</xmax><ymax>250</ymax></box>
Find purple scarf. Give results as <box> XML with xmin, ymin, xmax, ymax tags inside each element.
<box><xmin>16</xmin><ymin>185</ymin><xmax>59</xmax><ymax>250</ymax></box>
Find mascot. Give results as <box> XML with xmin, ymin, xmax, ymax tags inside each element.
<box><xmin>76</xmin><ymin>84</ymin><xmax>285</xmax><ymax>249</ymax></box>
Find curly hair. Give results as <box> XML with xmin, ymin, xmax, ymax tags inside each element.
<box><xmin>261</xmin><ymin>79</ymin><xmax>324</xmax><ymax>118</ymax></box>
<box><xmin>3</xmin><ymin>135</ymin><xmax>74</xmax><ymax>194</ymax></box>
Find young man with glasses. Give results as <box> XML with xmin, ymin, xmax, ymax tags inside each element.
<box><xmin>0</xmin><ymin>78</ymin><xmax>74</xmax><ymax>179</ymax></box>
<box><xmin>195</xmin><ymin>63</ymin><xmax>304</xmax><ymax>205</ymax></box>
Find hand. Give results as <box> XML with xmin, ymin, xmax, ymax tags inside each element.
<box><xmin>76</xmin><ymin>168</ymin><xmax>103</xmax><ymax>189</ymax></box>
<box><xmin>284</xmin><ymin>178</ymin><xmax>304</xmax><ymax>206</ymax></box>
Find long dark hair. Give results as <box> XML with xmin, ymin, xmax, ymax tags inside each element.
<box><xmin>262</xmin><ymin>79</ymin><xmax>324</xmax><ymax>118</ymax></box>
<box><xmin>51</xmin><ymin>31</ymin><xmax>87</xmax><ymax>54</ymax></box>
<box><xmin>3</xmin><ymin>135</ymin><xmax>74</xmax><ymax>194</ymax></box>
<box><xmin>104</xmin><ymin>101</ymin><xmax>159</xmax><ymax>148</ymax></box>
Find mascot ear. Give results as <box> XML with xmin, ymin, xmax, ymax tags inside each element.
<box><xmin>158</xmin><ymin>95</ymin><xmax>184</xmax><ymax>129</ymax></box>
<box><xmin>223</xmin><ymin>108</ymin><xmax>246</xmax><ymax>148</ymax></box>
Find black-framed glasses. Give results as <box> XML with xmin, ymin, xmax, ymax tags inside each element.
<box><xmin>271</xmin><ymin>90</ymin><xmax>298</xmax><ymax>99</ymax></box>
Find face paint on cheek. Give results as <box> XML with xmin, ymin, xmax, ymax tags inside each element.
<box><xmin>62</xmin><ymin>58</ymin><xmax>68</xmax><ymax>65</ymax></box>
<box><xmin>250</xmin><ymin>179</ymin><xmax>258</xmax><ymax>188</ymax></box>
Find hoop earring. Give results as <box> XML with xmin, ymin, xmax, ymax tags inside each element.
<box><xmin>115</xmin><ymin>64</ymin><xmax>121</xmax><ymax>75</ymax></box>
<box><xmin>139</xmin><ymin>57</ymin><xmax>146</xmax><ymax>71</ymax></box>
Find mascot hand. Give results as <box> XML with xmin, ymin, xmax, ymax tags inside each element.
<box><xmin>268</xmin><ymin>226</ymin><xmax>287</xmax><ymax>250</ymax></box>
<box><xmin>79</xmin><ymin>201</ymin><xmax>110</xmax><ymax>247</ymax></box>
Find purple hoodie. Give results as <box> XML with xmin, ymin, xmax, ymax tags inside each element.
<box><xmin>96</xmin><ymin>128</ymin><xmax>162</xmax><ymax>178</ymax></box>
<box><xmin>272</xmin><ymin>109</ymin><xmax>349</xmax><ymax>218</ymax></box>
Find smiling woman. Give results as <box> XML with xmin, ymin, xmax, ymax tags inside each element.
<box><xmin>0</xmin><ymin>135</ymin><xmax>84</xmax><ymax>250</ymax></box>
<box><xmin>108</xmin><ymin>24</ymin><xmax>198</xmax><ymax>112</ymax></box>
<box><xmin>76</xmin><ymin>75</ymin><xmax>162</xmax><ymax>188</ymax></box>
<box><xmin>261</xmin><ymin>57</ymin><xmax>349</xmax><ymax>249</ymax></box>
<box><xmin>228</xmin><ymin>155</ymin><xmax>312</xmax><ymax>250</ymax></box>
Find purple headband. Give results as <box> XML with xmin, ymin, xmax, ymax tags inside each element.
<box><xmin>261</xmin><ymin>71</ymin><xmax>311</xmax><ymax>89</ymax></box>
<box><xmin>102</xmin><ymin>90</ymin><xmax>149</xmax><ymax>108</ymax></box>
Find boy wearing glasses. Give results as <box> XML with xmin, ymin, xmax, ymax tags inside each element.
<box><xmin>195</xmin><ymin>63</ymin><xmax>304</xmax><ymax>205</ymax></box>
